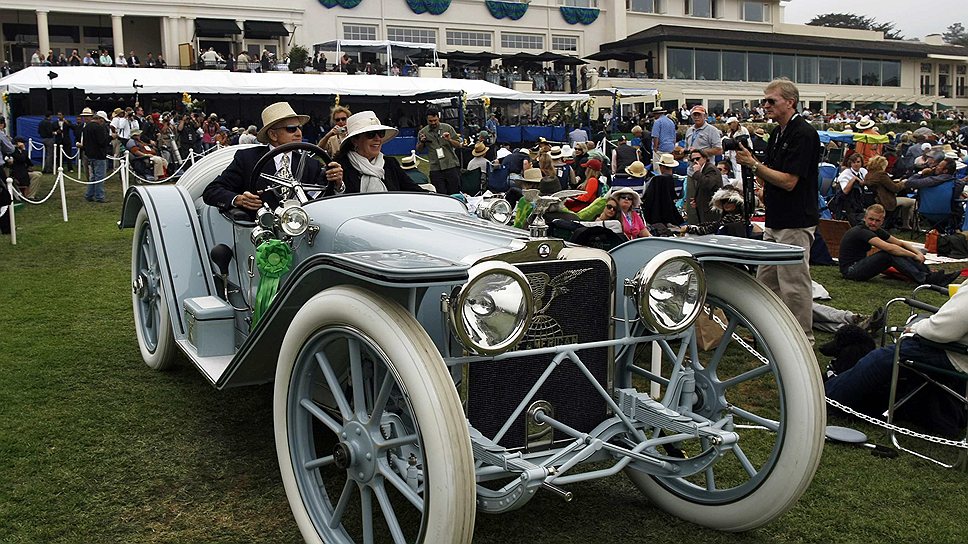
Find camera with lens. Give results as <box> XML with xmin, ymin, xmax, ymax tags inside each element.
<box><xmin>721</xmin><ymin>134</ymin><xmax>751</xmax><ymax>152</ymax></box>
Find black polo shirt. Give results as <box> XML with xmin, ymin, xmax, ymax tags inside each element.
<box><xmin>763</xmin><ymin>113</ymin><xmax>821</xmax><ymax>229</ymax></box>
<box><xmin>839</xmin><ymin>225</ymin><xmax>889</xmax><ymax>272</ymax></box>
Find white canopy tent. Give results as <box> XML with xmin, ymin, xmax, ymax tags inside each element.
<box><xmin>313</xmin><ymin>40</ymin><xmax>439</xmax><ymax>75</ymax></box>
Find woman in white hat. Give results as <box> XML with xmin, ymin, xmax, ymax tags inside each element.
<box><xmin>335</xmin><ymin>111</ymin><xmax>427</xmax><ymax>193</ymax></box>
<box><xmin>610</xmin><ymin>187</ymin><xmax>650</xmax><ymax>239</ymax></box>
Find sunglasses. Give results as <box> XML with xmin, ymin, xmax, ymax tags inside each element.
<box><xmin>619</xmin><ymin>195</ymin><xmax>634</xmax><ymax>200</ymax></box>
<box><xmin>334</xmin><ymin>117</ymin><xmax>348</xmax><ymax>122</ymax></box>
<box><xmin>363</xmin><ymin>130</ymin><xmax>386</xmax><ymax>139</ymax></box>
<box><xmin>605</xmin><ymin>204</ymin><xmax>617</xmax><ymax>211</ymax></box>
<box><xmin>274</xmin><ymin>125</ymin><xmax>302</xmax><ymax>133</ymax></box>
<box><xmin>760</xmin><ymin>98</ymin><xmax>778</xmax><ymax>106</ymax></box>
<box><xmin>690</xmin><ymin>157</ymin><xmax>703</xmax><ymax>162</ymax></box>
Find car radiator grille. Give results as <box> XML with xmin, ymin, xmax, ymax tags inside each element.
<box><xmin>466</xmin><ymin>259</ymin><xmax>611</xmax><ymax>451</ymax></box>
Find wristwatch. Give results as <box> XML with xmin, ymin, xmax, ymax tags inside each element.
<box><xmin>751</xmin><ymin>161</ymin><xmax>760</xmax><ymax>175</ymax></box>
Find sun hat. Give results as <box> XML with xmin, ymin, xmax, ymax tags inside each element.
<box><xmin>625</xmin><ymin>160</ymin><xmax>648</xmax><ymax>178</ymax></box>
<box><xmin>79</xmin><ymin>107</ymin><xmax>94</xmax><ymax>117</ymax></box>
<box><xmin>548</xmin><ymin>146</ymin><xmax>564</xmax><ymax>160</ymax></box>
<box><xmin>518</xmin><ymin>147</ymin><xmax>531</xmax><ymax>155</ymax></box>
<box><xmin>560</xmin><ymin>144</ymin><xmax>574</xmax><ymax>158</ymax></box>
<box><xmin>855</xmin><ymin>115</ymin><xmax>875</xmax><ymax>130</ymax></box>
<box><xmin>522</xmin><ymin>167</ymin><xmax>543</xmax><ymax>183</ymax></box>
<box><xmin>651</xmin><ymin>106</ymin><xmax>666</xmax><ymax>114</ymax></box>
<box><xmin>581</xmin><ymin>158</ymin><xmax>603</xmax><ymax>171</ymax></box>
<box><xmin>112</xmin><ymin>107</ymin><xmax>124</xmax><ymax>116</ymax></box>
<box><xmin>471</xmin><ymin>142</ymin><xmax>489</xmax><ymax>157</ymax></box>
<box><xmin>339</xmin><ymin>110</ymin><xmax>399</xmax><ymax>150</ymax></box>
<box><xmin>725</xmin><ymin>116</ymin><xmax>739</xmax><ymax>125</ymax></box>
<box><xmin>754</xmin><ymin>127</ymin><xmax>766</xmax><ymax>136</ymax></box>
<box><xmin>920</xmin><ymin>120</ymin><xmax>928</xmax><ymax>126</ymax></box>
<box><xmin>658</xmin><ymin>153</ymin><xmax>679</xmax><ymax>169</ymax></box>
<box><xmin>400</xmin><ymin>154</ymin><xmax>418</xmax><ymax>170</ymax></box>
<box><xmin>256</xmin><ymin>101</ymin><xmax>311</xmax><ymax>144</ymax></box>
<box><xmin>538</xmin><ymin>175</ymin><xmax>562</xmax><ymax>196</ymax></box>
<box><xmin>690</xmin><ymin>105</ymin><xmax>707</xmax><ymax>115</ymax></box>
<box><xmin>95</xmin><ymin>110</ymin><xmax>109</xmax><ymax>122</ymax></box>
<box><xmin>495</xmin><ymin>147</ymin><xmax>512</xmax><ymax>160</ymax></box>
<box><xmin>710</xmin><ymin>187</ymin><xmax>744</xmax><ymax>212</ymax></box>
<box><xmin>631</xmin><ymin>125</ymin><xmax>643</xmax><ymax>135</ymax></box>
<box><xmin>130</xmin><ymin>129</ymin><xmax>142</xmax><ymax>137</ymax></box>
<box><xmin>609</xmin><ymin>187</ymin><xmax>641</xmax><ymax>208</ymax></box>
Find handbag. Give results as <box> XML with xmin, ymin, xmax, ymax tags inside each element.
<box><xmin>925</xmin><ymin>229</ymin><xmax>939</xmax><ymax>254</ymax></box>
<box><xmin>695</xmin><ymin>307</ymin><xmax>728</xmax><ymax>352</ymax></box>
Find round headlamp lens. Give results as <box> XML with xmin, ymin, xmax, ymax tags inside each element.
<box><xmin>451</xmin><ymin>262</ymin><xmax>533</xmax><ymax>354</ymax></box>
<box><xmin>279</xmin><ymin>206</ymin><xmax>310</xmax><ymax>236</ymax></box>
<box><xmin>487</xmin><ymin>199</ymin><xmax>512</xmax><ymax>224</ymax></box>
<box><xmin>635</xmin><ymin>251</ymin><xmax>706</xmax><ymax>334</ymax></box>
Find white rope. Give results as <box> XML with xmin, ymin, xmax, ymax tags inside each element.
<box><xmin>125</xmin><ymin>162</ymin><xmax>170</xmax><ymax>184</ymax></box>
<box><xmin>60</xmin><ymin>147</ymin><xmax>80</xmax><ymax>160</ymax></box>
<box><xmin>9</xmin><ymin>177</ymin><xmax>61</xmax><ymax>205</ymax></box>
<box><xmin>61</xmin><ymin>162</ymin><xmax>126</xmax><ymax>185</ymax></box>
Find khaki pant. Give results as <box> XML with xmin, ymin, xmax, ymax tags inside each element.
<box><xmin>757</xmin><ymin>226</ymin><xmax>816</xmax><ymax>343</ymax></box>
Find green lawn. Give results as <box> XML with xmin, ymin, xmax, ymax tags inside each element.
<box><xmin>1</xmin><ymin>173</ymin><xmax>965</xmax><ymax>543</ymax></box>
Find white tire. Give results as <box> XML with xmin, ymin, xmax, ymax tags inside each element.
<box><xmin>625</xmin><ymin>263</ymin><xmax>825</xmax><ymax>531</ymax></box>
<box><xmin>274</xmin><ymin>286</ymin><xmax>475</xmax><ymax>544</ymax></box>
<box><xmin>131</xmin><ymin>209</ymin><xmax>175</xmax><ymax>370</ymax></box>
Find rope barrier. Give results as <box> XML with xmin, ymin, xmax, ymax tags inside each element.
<box><xmin>9</xmin><ymin>175</ymin><xmax>62</xmax><ymax>205</ymax></box>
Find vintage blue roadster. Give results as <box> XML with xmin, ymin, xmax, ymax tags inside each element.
<box><xmin>120</xmin><ymin>143</ymin><xmax>826</xmax><ymax>543</ymax></box>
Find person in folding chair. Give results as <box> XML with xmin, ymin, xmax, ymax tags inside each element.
<box><xmin>825</xmin><ymin>278</ymin><xmax>968</xmax><ymax>438</ymax></box>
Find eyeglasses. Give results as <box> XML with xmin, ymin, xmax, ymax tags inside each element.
<box><xmin>363</xmin><ymin>130</ymin><xmax>386</xmax><ymax>139</ymax></box>
<box><xmin>690</xmin><ymin>157</ymin><xmax>703</xmax><ymax>163</ymax></box>
<box><xmin>605</xmin><ymin>204</ymin><xmax>617</xmax><ymax>211</ymax></box>
<box><xmin>619</xmin><ymin>195</ymin><xmax>633</xmax><ymax>200</ymax></box>
<box><xmin>334</xmin><ymin>117</ymin><xmax>348</xmax><ymax>122</ymax></box>
<box><xmin>274</xmin><ymin>125</ymin><xmax>302</xmax><ymax>133</ymax></box>
<box><xmin>760</xmin><ymin>98</ymin><xmax>778</xmax><ymax>106</ymax></box>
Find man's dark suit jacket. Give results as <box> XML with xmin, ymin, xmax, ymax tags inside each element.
<box><xmin>202</xmin><ymin>145</ymin><xmax>326</xmax><ymax>217</ymax></box>
<box><xmin>336</xmin><ymin>153</ymin><xmax>429</xmax><ymax>193</ymax></box>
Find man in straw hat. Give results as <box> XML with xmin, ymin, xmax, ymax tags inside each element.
<box><xmin>643</xmin><ymin>153</ymin><xmax>686</xmax><ymax>227</ymax></box>
<box><xmin>203</xmin><ymin>101</ymin><xmax>343</xmax><ymax>217</ymax></box>
<box><xmin>854</xmin><ymin>115</ymin><xmax>882</xmax><ymax>161</ymax></box>
<box><xmin>467</xmin><ymin>142</ymin><xmax>490</xmax><ymax>174</ymax></box>
<box><xmin>650</xmin><ymin>106</ymin><xmax>676</xmax><ymax>170</ymax></box>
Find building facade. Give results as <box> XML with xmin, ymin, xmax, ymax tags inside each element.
<box><xmin>1</xmin><ymin>0</ymin><xmax>966</xmax><ymax>112</ymax></box>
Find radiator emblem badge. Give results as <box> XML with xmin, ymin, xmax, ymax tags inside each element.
<box><xmin>538</xmin><ymin>243</ymin><xmax>551</xmax><ymax>258</ymax></box>
<box><xmin>522</xmin><ymin>268</ymin><xmax>591</xmax><ymax>349</ymax></box>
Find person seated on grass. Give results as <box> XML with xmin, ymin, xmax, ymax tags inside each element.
<box><xmin>839</xmin><ymin>204</ymin><xmax>960</xmax><ymax>286</ymax></box>
<box><xmin>825</xmin><ymin>278</ymin><xmax>968</xmax><ymax>438</ymax></box>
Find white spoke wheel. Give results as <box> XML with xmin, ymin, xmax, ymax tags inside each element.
<box><xmin>131</xmin><ymin>209</ymin><xmax>175</xmax><ymax>370</ymax></box>
<box><xmin>623</xmin><ymin>263</ymin><xmax>825</xmax><ymax>531</ymax></box>
<box><xmin>274</xmin><ymin>286</ymin><xmax>475</xmax><ymax>544</ymax></box>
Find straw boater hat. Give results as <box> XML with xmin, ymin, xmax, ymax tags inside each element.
<box><xmin>855</xmin><ymin>116</ymin><xmax>875</xmax><ymax>130</ymax></box>
<box><xmin>548</xmin><ymin>146</ymin><xmax>564</xmax><ymax>160</ymax></box>
<box><xmin>340</xmin><ymin>110</ymin><xmax>399</xmax><ymax>150</ymax></box>
<box><xmin>651</xmin><ymin>106</ymin><xmax>667</xmax><ymax>115</ymax></box>
<box><xmin>609</xmin><ymin>187</ymin><xmax>641</xmax><ymax>208</ymax></box>
<box><xmin>625</xmin><ymin>160</ymin><xmax>648</xmax><ymax>178</ymax></box>
<box><xmin>657</xmin><ymin>153</ymin><xmax>679</xmax><ymax>169</ymax></box>
<box><xmin>521</xmin><ymin>167</ymin><xmax>543</xmax><ymax>184</ymax></box>
<box><xmin>754</xmin><ymin>127</ymin><xmax>766</xmax><ymax>137</ymax></box>
<box><xmin>257</xmin><ymin>102</ymin><xmax>310</xmax><ymax>144</ymax></box>
<box><xmin>400</xmin><ymin>154</ymin><xmax>418</xmax><ymax>170</ymax></box>
<box><xmin>471</xmin><ymin>142</ymin><xmax>489</xmax><ymax>157</ymax></box>
<box><xmin>710</xmin><ymin>187</ymin><xmax>744</xmax><ymax>212</ymax></box>
<box><xmin>79</xmin><ymin>107</ymin><xmax>94</xmax><ymax>117</ymax></box>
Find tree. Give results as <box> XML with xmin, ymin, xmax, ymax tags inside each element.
<box><xmin>806</xmin><ymin>13</ymin><xmax>904</xmax><ymax>40</ymax></box>
<box><xmin>287</xmin><ymin>44</ymin><xmax>310</xmax><ymax>73</ymax></box>
<box><xmin>943</xmin><ymin>23</ymin><xmax>968</xmax><ymax>47</ymax></box>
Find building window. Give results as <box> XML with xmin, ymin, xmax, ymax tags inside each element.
<box><xmin>861</xmin><ymin>60</ymin><xmax>881</xmax><ymax>86</ymax></box>
<box><xmin>387</xmin><ymin>26</ymin><xmax>437</xmax><ymax>44</ymax></box>
<box><xmin>343</xmin><ymin>23</ymin><xmax>377</xmax><ymax>41</ymax></box>
<box><xmin>772</xmin><ymin>54</ymin><xmax>795</xmax><ymax>80</ymax></box>
<box><xmin>446</xmin><ymin>30</ymin><xmax>491</xmax><ymax>48</ymax></box>
<box><xmin>707</xmin><ymin>99</ymin><xmax>725</xmax><ymax>115</ymax></box>
<box><xmin>939</xmin><ymin>63</ymin><xmax>950</xmax><ymax>74</ymax></box>
<box><xmin>796</xmin><ymin>56</ymin><xmax>818</xmax><ymax>84</ymax></box>
<box><xmin>819</xmin><ymin>57</ymin><xmax>840</xmax><ymax>85</ymax></box>
<box><xmin>560</xmin><ymin>0</ymin><xmax>598</xmax><ymax>6</ymax></box>
<box><xmin>551</xmin><ymin>35</ymin><xmax>578</xmax><ymax>52</ymax></box>
<box><xmin>722</xmin><ymin>51</ymin><xmax>746</xmax><ymax>81</ymax></box>
<box><xmin>920</xmin><ymin>63</ymin><xmax>932</xmax><ymax>74</ymax></box>
<box><xmin>686</xmin><ymin>0</ymin><xmax>714</xmax><ymax>18</ymax></box>
<box><xmin>747</xmin><ymin>52</ymin><xmax>771</xmax><ymax>82</ymax></box>
<box><xmin>501</xmin><ymin>32</ymin><xmax>544</xmax><ymax>50</ymax></box>
<box><xmin>695</xmin><ymin>49</ymin><xmax>721</xmax><ymax>80</ymax></box>
<box><xmin>742</xmin><ymin>2</ymin><xmax>768</xmax><ymax>22</ymax></box>
<box><xmin>841</xmin><ymin>58</ymin><xmax>861</xmax><ymax>85</ymax></box>
<box><xmin>668</xmin><ymin>47</ymin><xmax>694</xmax><ymax>79</ymax></box>
<box><xmin>920</xmin><ymin>74</ymin><xmax>934</xmax><ymax>95</ymax></box>
<box><xmin>627</xmin><ymin>0</ymin><xmax>658</xmax><ymax>13</ymax></box>
<box><xmin>956</xmin><ymin>74</ymin><xmax>966</xmax><ymax>98</ymax></box>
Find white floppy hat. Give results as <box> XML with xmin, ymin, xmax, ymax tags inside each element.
<box><xmin>609</xmin><ymin>186</ymin><xmax>641</xmax><ymax>208</ymax></box>
<box><xmin>559</xmin><ymin>144</ymin><xmax>574</xmax><ymax>158</ymax></box>
<box><xmin>341</xmin><ymin>110</ymin><xmax>399</xmax><ymax>149</ymax></box>
<box><xmin>855</xmin><ymin>115</ymin><xmax>875</xmax><ymax>130</ymax></box>
<box><xmin>257</xmin><ymin>101</ymin><xmax>310</xmax><ymax>144</ymax></box>
<box><xmin>95</xmin><ymin>110</ymin><xmax>109</xmax><ymax>122</ymax></box>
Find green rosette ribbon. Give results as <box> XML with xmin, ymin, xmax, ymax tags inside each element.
<box><xmin>252</xmin><ymin>239</ymin><xmax>293</xmax><ymax>327</ymax></box>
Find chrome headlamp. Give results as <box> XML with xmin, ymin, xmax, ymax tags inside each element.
<box><xmin>278</xmin><ymin>205</ymin><xmax>310</xmax><ymax>237</ymax></box>
<box><xmin>629</xmin><ymin>249</ymin><xmax>706</xmax><ymax>334</ymax></box>
<box><xmin>448</xmin><ymin>261</ymin><xmax>533</xmax><ymax>355</ymax></box>
<box><xmin>478</xmin><ymin>197</ymin><xmax>513</xmax><ymax>225</ymax></box>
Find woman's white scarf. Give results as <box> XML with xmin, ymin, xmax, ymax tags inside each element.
<box><xmin>348</xmin><ymin>151</ymin><xmax>388</xmax><ymax>193</ymax></box>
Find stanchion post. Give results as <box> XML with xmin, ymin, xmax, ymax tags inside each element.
<box><xmin>6</xmin><ymin>177</ymin><xmax>16</xmax><ymax>245</ymax></box>
<box><xmin>58</xmin><ymin>167</ymin><xmax>68</xmax><ymax>222</ymax></box>
<box><xmin>121</xmin><ymin>153</ymin><xmax>129</xmax><ymax>194</ymax></box>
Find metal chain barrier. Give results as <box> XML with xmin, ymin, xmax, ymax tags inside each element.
<box><xmin>708</xmin><ymin>308</ymin><xmax>968</xmax><ymax>451</ymax></box>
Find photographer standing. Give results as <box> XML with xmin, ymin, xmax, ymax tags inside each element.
<box><xmin>416</xmin><ymin>108</ymin><xmax>462</xmax><ymax>194</ymax></box>
<box><xmin>735</xmin><ymin>78</ymin><xmax>821</xmax><ymax>343</ymax></box>
<box><xmin>318</xmin><ymin>106</ymin><xmax>351</xmax><ymax>157</ymax></box>
<box><xmin>721</xmin><ymin>116</ymin><xmax>748</xmax><ymax>189</ymax></box>
<box><xmin>176</xmin><ymin>113</ymin><xmax>199</xmax><ymax>161</ymax></box>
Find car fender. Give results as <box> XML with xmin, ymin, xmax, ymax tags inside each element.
<box><xmin>120</xmin><ymin>185</ymin><xmax>216</xmax><ymax>340</ymax></box>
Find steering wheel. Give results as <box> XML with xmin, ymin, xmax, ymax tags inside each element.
<box><xmin>249</xmin><ymin>141</ymin><xmax>333</xmax><ymax>205</ymax></box>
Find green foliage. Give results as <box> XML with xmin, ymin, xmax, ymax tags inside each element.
<box><xmin>0</xmin><ymin>173</ymin><xmax>965</xmax><ymax>543</ymax></box>
<box><xmin>943</xmin><ymin>22</ymin><xmax>968</xmax><ymax>47</ymax></box>
<box><xmin>806</xmin><ymin>12</ymin><xmax>904</xmax><ymax>40</ymax></box>
<box><xmin>287</xmin><ymin>44</ymin><xmax>310</xmax><ymax>73</ymax></box>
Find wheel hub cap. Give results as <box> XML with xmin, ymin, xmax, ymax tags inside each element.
<box><xmin>333</xmin><ymin>443</ymin><xmax>352</xmax><ymax>469</ymax></box>
<box><xmin>339</xmin><ymin>421</ymin><xmax>378</xmax><ymax>483</ymax></box>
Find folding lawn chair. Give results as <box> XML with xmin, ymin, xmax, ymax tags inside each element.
<box><xmin>914</xmin><ymin>180</ymin><xmax>964</xmax><ymax>234</ymax></box>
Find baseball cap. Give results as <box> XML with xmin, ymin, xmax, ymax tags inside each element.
<box><xmin>690</xmin><ymin>105</ymin><xmax>707</xmax><ymax>115</ymax></box>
